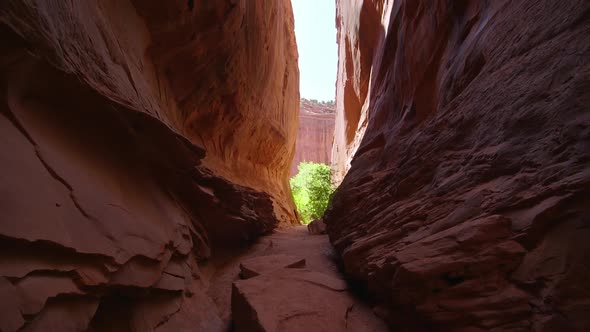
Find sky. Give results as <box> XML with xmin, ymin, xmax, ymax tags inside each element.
<box><xmin>291</xmin><ymin>0</ymin><xmax>338</xmax><ymax>102</ymax></box>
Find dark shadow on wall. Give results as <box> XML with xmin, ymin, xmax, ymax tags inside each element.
<box><xmin>326</xmin><ymin>0</ymin><xmax>590</xmax><ymax>331</ymax></box>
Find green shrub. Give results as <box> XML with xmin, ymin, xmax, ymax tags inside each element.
<box><xmin>290</xmin><ymin>162</ymin><xmax>335</xmax><ymax>224</ymax></box>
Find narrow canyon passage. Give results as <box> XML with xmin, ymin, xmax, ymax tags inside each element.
<box><xmin>1</xmin><ymin>1</ymin><xmax>589</xmax><ymax>332</ymax></box>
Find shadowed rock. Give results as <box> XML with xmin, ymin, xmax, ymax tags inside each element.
<box><xmin>308</xmin><ymin>218</ymin><xmax>327</xmax><ymax>235</ymax></box>
<box><xmin>327</xmin><ymin>0</ymin><xmax>590</xmax><ymax>330</ymax></box>
<box><xmin>0</xmin><ymin>0</ymin><xmax>298</xmax><ymax>330</ymax></box>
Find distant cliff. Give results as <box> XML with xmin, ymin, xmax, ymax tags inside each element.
<box><xmin>291</xmin><ymin>99</ymin><xmax>335</xmax><ymax>175</ymax></box>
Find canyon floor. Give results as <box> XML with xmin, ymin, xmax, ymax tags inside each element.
<box><xmin>1</xmin><ymin>1</ymin><xmax>588</xmax><ymax>331</ymax></box>
<box><xmin>203</xmin><ymin>226</ymin><xmax>388</xmax><ymax>331</ymax></box>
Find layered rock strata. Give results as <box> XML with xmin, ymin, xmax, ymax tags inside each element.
<box><xmin>290</xmin><ymin>99</ymin><xmax>335</xmax><ymax>175</ymax></box>
<box><xmin>327</xmin><ymin>0</ymin><xmax>590</xmax><ymax>331</ymax></box>
<box><xmin>230</xmin><ymin>231</ymin><xmax>388</xmax><ymax>332</ymax></box>
<box><xmin>0</xmin><ymin>0</ymin><xmax>298</xmax><ymax>330</ymax></box>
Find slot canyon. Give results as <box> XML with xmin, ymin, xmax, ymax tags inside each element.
<box><xmin>0</xmin><ymin>0</ymin><xmax>588</xmax><ymax>331</ymax></box>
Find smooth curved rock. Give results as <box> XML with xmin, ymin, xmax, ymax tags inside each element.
<box><xmin>328</xmin><ymin>0</ymin><xmax>590</xmax><ymax>330</ymax></box>
<box><xmin>0</xmin><ymin>0</ymin><xmax>298</xmax><ymax>330</ymax></box>
<box><xmin>307</xmin><ymin>218</ymin><xmax>327</xmax><ymax>235</ymax></box>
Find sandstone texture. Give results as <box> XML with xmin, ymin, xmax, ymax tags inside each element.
<box><xmin>203</xmin><ymin>226</ymin><xmax>387</xmax><ymax>330</ymax></box>
<box><xmin>327</xmin><ymin>0</ymin><xmax>590</xmax><ymax>331</ymax></box>
<box><xmin>307</xmin><ymin>218</ymin><xmax>327</xmax><ymax>235</ymax></box>
<box><xmin>239</xmin><ymin>254</ymin><xmax>306</xmax><ymax>279</ymax></box>
<box><xmin>0</xmin><ymin>0</ymin><xmax>298</xmax><ymax>331</ymax></box>
<box><xmin>290</xmin><ymin>99</ymin><xmax>335</xmax><ymax>175</ymax></box>
<box><xmin>229</xmin><ymin>230</ymin><xmax>388</xmax><ymax>332</ymax></box>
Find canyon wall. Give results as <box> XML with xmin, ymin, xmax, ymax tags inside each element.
<box><xmin>290</xmin><ymin>99</ymin><xmax>335</xmax><ymax>175</ymax></box>
<box><xmin>0</xmin><ymin>0</ymin><xmax>298</xmax><ymax>331</ymax></box>
<box><xmin>327</xmin><ymin>0</ymin><xmax>590</xmax><ymax>331</ymax></box>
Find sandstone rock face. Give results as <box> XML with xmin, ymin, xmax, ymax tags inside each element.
<box><xmin>239</xmin><ymin>254</ymin><xmax>306</xmax><ymax>279</ymax></box>
<box><xmin>327</xmin><ymin>0</ymin><xmax>590</xmax><ymax>331</ymax></box>
<box><xmin>291</xmin><ymin>99</ymin><xmax>335</xmax><ymax>175</ymax></box>
<box><xmin>331</xmin><ymin>0</ymin><xmax>382</xmax><ymax>184</ymax></box>
<box><xmin>232</xmin><ymin>256</ymin><xmax>387</xmax><ymax>332</ymax></box>
<box><xmin>307</xmin><ymin>218</ymin><xmax>327</xmax><ymax>235</ymax></box>
<box><xmin>0</xmin><ymin>0</ymin><xmax>298</xmax><ymax>330</ymax></box>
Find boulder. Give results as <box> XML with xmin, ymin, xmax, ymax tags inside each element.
<box><xmin>307</xmin><ymin>219</ymin><xmax>327</xmax><ymax>235</ymax></box>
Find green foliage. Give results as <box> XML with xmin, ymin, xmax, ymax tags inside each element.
<box><xmin>290</xmin><ymin>162</ymin><xmax>335</xmax><ymax>224</ymax></box>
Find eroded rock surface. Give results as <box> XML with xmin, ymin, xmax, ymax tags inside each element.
<box><xmin>230</xmin><ymin>233</ymin><xmax>387</xmax><ymax>332</ymax></box>
<box><xmin>307</xmin><ymin>218</ymin><xmax>327</xmax><ymax>235</ymax></box>
<box><xmin>291</xmin><ymin>99</ymin><xmax>335</xmax><ymax>175</ymax></box>
<box><xmin>0</xmin><ymin>0</ymin><xmax>298</xmax><ymax>330</ymax></box>
<box><xmin>328</xmin><ymin>0</ymin><xmax>590</xmax><ymax>331</ymax></box>
<box><xmin>239</xmin><ymin>254</ymin><xmax>306</xmax><ymax>279</ymax></box>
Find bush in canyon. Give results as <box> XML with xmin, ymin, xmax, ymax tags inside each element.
<box><xmin>290</xmin><ymin>162</ymin><xmax>335</xmax><ymax>224</ymax></box>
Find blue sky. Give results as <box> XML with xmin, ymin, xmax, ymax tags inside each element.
<box><xmin>292</xmin><ymin>0</ymin><xmax>338</xmax><ymax>102</ymax></box>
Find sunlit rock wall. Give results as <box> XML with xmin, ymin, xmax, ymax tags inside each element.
<box><xmin>0</xmin><ymin>0</ymin><xmax>299</xmax><ymax>330</ymax></box>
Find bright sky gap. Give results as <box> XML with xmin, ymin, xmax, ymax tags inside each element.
<box><xmin>292</xmin><ymin>0</ymin><xmax>338</xmax><ymax>102</ymax></box>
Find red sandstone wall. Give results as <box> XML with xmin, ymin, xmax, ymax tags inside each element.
<box><xmin>290</xmin><ymin>100</ymin><xmax>335</xmax><ymax>175</ymax></box>
<box><xmin>327</xmin><ymin>0</ymin><xmax>590</xmax><ymax>330</ymax></box>
<box><xmin>0</xmin><ymin>0</ymin><xmax>298</xmax><ymax>330</ymax></box>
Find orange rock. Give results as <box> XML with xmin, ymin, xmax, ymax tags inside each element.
<box><xmin>232</xmin><ymin>268</ymin><xmax>387</xmax><ymax>332</ymax></box>
<box><xmin>291</xmin><ymin>99</ymin><xmax>335</xmax><ymax>175</ymax></box>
